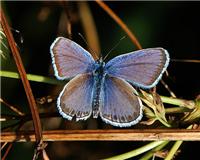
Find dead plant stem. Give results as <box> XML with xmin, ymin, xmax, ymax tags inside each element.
<box><xmin>95</xmin><ymin>1</ymin><xmax>142</xmax><ymax>50</ymax></box>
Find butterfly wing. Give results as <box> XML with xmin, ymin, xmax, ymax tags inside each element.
<box><xmin>100</xmin><ymin>76</ymin><xmax>143</xmax><ymax>127</ymax></box>
<box><xmin>105</xmin><ymin>48</ymin><xmax>169</xmax><ymax>88</ymax></box>
<box><xmin>50</xmin><ymin>37</ymin><xmax>95</xmax><ymax>80</ymax></box>
<box><xmin>57</xmin><ymin>73</ymin><xmax>94</xmax><ymax>121</ymax></box>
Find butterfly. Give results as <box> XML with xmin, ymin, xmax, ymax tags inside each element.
<box><xmin>50</xmin><ymin>37</ymin><xmax>170</xmax><ymax>127</ymax></box>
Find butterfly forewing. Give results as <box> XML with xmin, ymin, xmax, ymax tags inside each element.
<box><xmin>57</xmin><ymin>73</ymin><xmax>94</xmax><ymax>121</ymax></box>
<box><xmin>100</xmin><ymin>76</ymin><xmax>143</xmax><ymax>127</ymax></box>
<box><xmin>105</xmin><ymin>48</ymin><xmax>169</xmax><ymax>88</ymax></box>
<box><xmin>50</xmin><ymin>37</ymin><xmax>95</xmax><ymax>80</ymax></box>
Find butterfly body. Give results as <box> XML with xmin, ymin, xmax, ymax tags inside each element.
<box><xmin>92</xmin><ymin>59</ymin><xmax>106</xmax><ymax>118</ymax></box>
<box><xmin>50</xmin><ymin>37</ymin><xmax>170</xmax><ymax>127</ymax></box>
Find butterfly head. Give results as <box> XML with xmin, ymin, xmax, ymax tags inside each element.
<box><xmin>93</xmin><ymin>58</ymin><xmax>105</xmax><ymax>76</ymax></box>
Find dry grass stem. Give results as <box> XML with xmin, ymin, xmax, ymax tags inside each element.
<box><xmin>1</xmin><ymin>129</ymin><xmax>200</xmax><ymax>142</ymax></box>
<box><xmin>95</xmin><ymin>0</ymin><xmax>142</xmax><ymax>50</ymax></box>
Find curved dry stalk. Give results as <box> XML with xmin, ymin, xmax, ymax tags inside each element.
<box><xmin>0</xmin><ymin>9</ymin><xmax>44</xmax><ymax>158</ymax></box>
<box><xmin>1</xmin><ymin>10</ymin><xmax>42</xmax><ymax>143</ymax></box>
<box><xmin>95</xmin><ymin>1</ymin><xmax>142</xmax><ymax>50</ymax></box>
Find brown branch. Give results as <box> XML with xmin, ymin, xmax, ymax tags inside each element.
<box><xmin>0</xmin><ymin>10</ymin><xmax>42</xmax><ymax>144</ymax></box>
<box><xmin>95</xmin><ymin>1</ymin><xmax>142</xmax><ymax>50</ymax></box>
<box><xmin>1</xmin><ymin>129</ymin><xmax>200</xmax><ymax>142</ymax></box>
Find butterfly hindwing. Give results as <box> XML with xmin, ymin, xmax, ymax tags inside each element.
<box><xmin>50</xmin><ymin>37</ymin><xmax>95</xmax><ymax>80</ymax></box>
<box><xmin>105</xmin><ymin>48</ymin><xmax>169</xmax><ymax>88</ymax></box>
<box><xmin>57</xmin><ymin>73</ymin><xmax>94</xmax><ymax>121</ymax></box>
<box><xmin>100</xmin><ymin>75</ymin><xmax>143</xmax><ymax>127</ymax></box>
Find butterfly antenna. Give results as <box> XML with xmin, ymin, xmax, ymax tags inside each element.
<box><xmin>78</xmin><ymin>33</ymin><xmax>99</xmax><ymax>60</ymax></box>
<box><xmin>103</xmin><ymin>36</ymin><xmax>126</xmax><ymax>61</ymax></box>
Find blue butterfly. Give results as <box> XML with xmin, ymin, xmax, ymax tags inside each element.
<box><xmin>50</xmin><ymin>37</ymin><xmax>169</xmax><ymax>127</ymax></box>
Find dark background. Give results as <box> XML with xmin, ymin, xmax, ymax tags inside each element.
<box><xmin>1</xmin><ymin>1</ymin><xmax>200</xmax><ymax>160</ymax></box>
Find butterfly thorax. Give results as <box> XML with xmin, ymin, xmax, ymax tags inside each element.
<box><xmin>92</xmin><ymin>59</ymin><xmax>106</xmax><ymax>118</ymax></box>
<box><xmin>93</xmin><ymin>59</ymin><xmax>105</xmax><ymax>75</ymax></box>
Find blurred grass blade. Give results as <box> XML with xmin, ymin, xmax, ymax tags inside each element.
<box><xmin>164</xmin><ymin>141</ymin><xmax>183</xmax><ymax>160</ymax></box>
<box><xmin>140</xmin><ymin>141</ymin><xmax>169</xmax><ymax>160</ymax></box>
<box><xmin>104</xmin><ymin>141</ymin><xmax>165</xmax><ymax>160</ymax></box>
<box><xmin>164</xmin><ymin>125</ymin><xmax>193</xmax><ymax>160</ymax></box>
<box><xmin>0</xmin><ymin>70</ymin><xmax>65</xmax><ymax>85</ymax></box>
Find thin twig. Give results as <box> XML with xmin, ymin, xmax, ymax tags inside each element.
<box><xmin>0</xmin><ymin>98</ymin><xmax>25</xmax><ymax>116</ymax></box>
<box><xmin>1</xmin><ymin>112</ymin><xmax>59</xmax><ymax>122</ymax></box>
<box><xmin>95</xmin><ymin>0</ymin><xmax>142</xmax><ymax>50</ymax></box>
<box><xmin>2</xmin><ymin>121</ymin><xmax>21</xmax><ymax>131</ymax></box>
<box><xmin>1</xmin><ymin>129</ymin><xmax>200</xmax><ymax>142</ymax></box>
<box><xmin>1</xmin><ymin>112</ymin><xmax>59</xmax><ymax>132</ymax></box>
<box><xmin>161</xmin><ymin>80</ymin><xmax>176</xmax><ymax>98</ymax></box>
<box><xmin>2</xmin><ymin>143</ymin><xmax>13</xmax><ymax>160</ymax></box>
<box><xmin>1</xmin><ymin>142</ymin><xmax>8</xmax><ymax>150</ymax></box>
<box><xmin>0</xmin><ymin>9</ymin><xmax>43</xmax><ymax>155</ymax></box>
<box><xmin>171</xmin><ymin>59</ymin><xmax>200</xmax><ymax>63</ymax></box>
